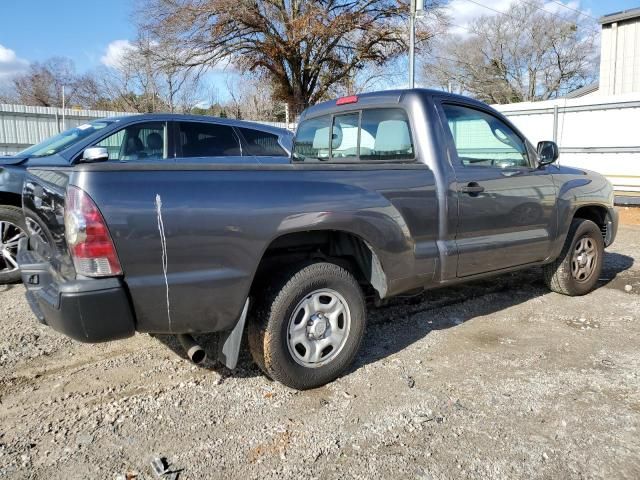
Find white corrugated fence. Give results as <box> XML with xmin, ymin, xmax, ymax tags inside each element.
<box><xmin>2</xmin><ymin>96</ymin><xmax>639</xmax><ymax>203</ymax></box>
<box><xmin>0</xmin><ymin>104</ymin><xmax>131</xmax><ymax>155</ymax></box>
<box><xmin>495</xmin><ymin>93</ymin><xmax>640</xmax><ymax>203</ymax></box>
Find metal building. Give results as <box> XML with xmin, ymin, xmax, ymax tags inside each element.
<box><xmin>599</xmin><ymin>8</ymin><xmax>640</xmax><ymax>96</ymax></box>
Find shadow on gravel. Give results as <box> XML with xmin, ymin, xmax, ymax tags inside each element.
<box><xmin>599</xmin><ymin>252</ymin><xmax>636</xmax><ymax>287</ymax></box>
<box><xmin>151</xmin><ymin>251</ymin><xmax>634</xmax><ymax>381</ymax></box>
<box><xmin>350</xmin><ymin>250</ymin><xmax>635</xmax><ymax>373</ymax></box>
<box><xmin>152</xmin><ymin>332</ymin><xmax>262</xmax><ymax>379</ymax></box>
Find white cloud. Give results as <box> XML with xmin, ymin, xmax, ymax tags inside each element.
<box><xmin>446</xmin><ymin>0</ymin><xmax>513</xmax><ymax>34</ymax></box>
<box><xmin>444</xmin><ymin>0</ymin><xmax>594</xmax><ymax>36</ymax></box>
<box><xmin>101</xmin><ymin>38</ymin><xmax>236</xmax><ymax>73</ymax></box>
<box><xmin>101</xmin><ymin>40</ymin><xmax>137</xmax><ymax>69</ymax></box>
<box><xmin>0</xmin><ymin>44</ymin><xmax>29</xmax><ymax>81</ymax></box>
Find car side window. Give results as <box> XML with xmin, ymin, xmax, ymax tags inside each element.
<box><xmin>238</xmin><ymin>127</ymin><xmax>287</xmax><ymax>156</ymax></box>
<box><xmin>178</xmin><ymin>122</ymin><xmax>241</xmax><ymax>157</ymax></box>
<box><xmin>94</xmin><ymin>122</ymin><xmax>166</xmax><ymax>161</ymax></box>
<box><xmin>442</xmin><ymin>104</ymin><xmax>529</xmax><ymax>169</ymax></box>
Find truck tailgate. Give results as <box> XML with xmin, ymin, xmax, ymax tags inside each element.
<box><xmin>18</xmin><ymin>167</ymin><xmax>136</xmax><ymax>342</ymax></box>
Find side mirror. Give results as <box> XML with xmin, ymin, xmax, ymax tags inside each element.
<box><xmin>537</xmin><ymin>141</ymin><xmax>559</xmax><ymax>166</ymax></box>
<box><xmin>81</xmin><ymin>147</ymin><xmax>109</xmax><ymax>163</ymax></box>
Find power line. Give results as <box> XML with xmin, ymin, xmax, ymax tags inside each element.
<box><xmin>546</xmin><ymin>0</ymin><xmax>598</xmax><ymax>21</ymax></box>
<box><xmin>514</xmin><ymin>0</ymin><xmax>600</xmax><ymax>34</ymax></box>
<box><xmin>439</xmin><ymin>1</ymin><xmax>598</xmax><ymax>39</ymax></box>
<box><xmin>463</xmin><ymin>0</ymin><xmax>599</xmax><ymax>35</ymax></box>
<box><xmin>464</xmin><ymin>0</ymin><xmax>522</xmax><ymax>21</ymax></box>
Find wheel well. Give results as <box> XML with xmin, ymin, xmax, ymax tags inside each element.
<box><xmin>574</xmin><ymin>205</ymin><xmax>608</xmax><ymax>240</ymax></box>
<box><xmin>252</xmin><ymin>230</ymin><xmax>387</xmax><ymax>299</ymax></box>
<box><xmin>0</xmin><ymin>192</ymin><xmax>22</xmax><ymax>208</ymax></box>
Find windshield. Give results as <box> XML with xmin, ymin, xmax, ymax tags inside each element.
<box><xmin>19</xmin><ymin>120</ymin><xmax>113</xmax><ymax>158</ymax></box>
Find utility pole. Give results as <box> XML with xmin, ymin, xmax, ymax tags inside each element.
<box><xmin>409</xmin><ymin>0</ymin><xmax>424</xmax><ymax>89</ymax></box>
<box><xmin>61</xmin><ymin>85</ymin><xmax>66</xmax><ymax>131</ymax></box>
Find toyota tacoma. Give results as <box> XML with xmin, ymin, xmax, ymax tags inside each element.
<box><xmin>18</xmin><ymin>90</ymin><xmax>618</xmax><ymax>389</ymax></box>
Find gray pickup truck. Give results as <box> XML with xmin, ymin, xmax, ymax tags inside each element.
<box><xmin>18</xmin><ymin>89</ymin><xmax>618</xmax><ymax>390</ymax></box>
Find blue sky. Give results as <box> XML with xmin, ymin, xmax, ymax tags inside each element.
<box><xmin>1</xmin><ymin>0</ymin><xmax>639</xmax><ymax>102</ymax></box>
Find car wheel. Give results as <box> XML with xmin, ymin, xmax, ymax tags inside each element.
<box><xmin>543</xmin><ymin>218</ymin><xmax>604</xmax><ymax>296</ymax></box>
<box><xmin>0</xmin><ymin>205</ymin><xmax>28</xmax><ymax>284</ymax></box>
<box><xmin>248</xmin><ymin>261</ymin><xmax>366</xmax><ymax>390</ymax></box>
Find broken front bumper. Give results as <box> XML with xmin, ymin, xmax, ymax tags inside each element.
<box><xmin>17</xmin><ymin>238</ymin><xmax>135</xmax><ymax>343</ymax></box>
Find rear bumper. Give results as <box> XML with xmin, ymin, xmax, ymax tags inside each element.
<box><xmin>17</xmin><ymin>238</ymin><xmax>135</xmax><ymax>343</ymax></box>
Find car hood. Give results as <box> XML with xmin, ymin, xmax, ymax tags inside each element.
<box><xmin>0</xmin><ymin>154</ymin><xmax>28</xmax><ymax>166</ymax></box>
<box><xmin>0</xmin><ymin>154</ymin><xmax>71</xmax><ymax>169</ymax></box>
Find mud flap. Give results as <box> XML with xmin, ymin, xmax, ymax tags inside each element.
<box><xmin>217</xmin><ymin>299</ymin><xmax>249</xmax><ymax>369</ymax></box>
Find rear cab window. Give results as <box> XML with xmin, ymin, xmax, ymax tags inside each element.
<box><xmin>293</xmin><ymin>108</ymin><xmax>414</xmax><ymax>162</ymax></box>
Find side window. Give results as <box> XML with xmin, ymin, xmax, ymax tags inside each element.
<box><xmin>442</xmin><ymin>104</ymin><xmax>529</xmax><ymax>168</ymax></box>
<box><xmin>292</xmin><ymin>108</ymin><xmax>414</xmax><ymax>162</ymax></box>
<box><xmin>360</xmin><ymin>108</ymin><xmax>414</xmax><ymax>161</ymax></box>
<box><xmin>95</xmin><ymin>122</ymin><xmax>166</xmax><ymax>161</ymax></box>
<box><xmin>178</xmin><ymin>122</ymin><xmax>241</xmax><ymax>157</ymax></box>
<box><xmin>238</xmin><ymin>127</ymin><xmax>287</xmax><ymax>156</ymax></box>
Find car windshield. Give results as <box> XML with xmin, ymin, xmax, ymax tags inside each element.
<box><xmin>19</xmin><ymin>120</ymin><xmax>113</xmax><ymax>158</ymax></box>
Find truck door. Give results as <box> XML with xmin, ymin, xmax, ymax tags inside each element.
<box><xmin>437</xmin><ymin>101</ymin><xmax>557</xmax><ymax>277</ymax></box>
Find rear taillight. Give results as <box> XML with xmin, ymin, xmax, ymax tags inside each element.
<box><xmin>64</xmin><ymin>186</ymin><xmax>122</xmax><ymax>277</ymax></box>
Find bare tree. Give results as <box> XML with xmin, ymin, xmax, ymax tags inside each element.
<box><xmin>96</xmin><ymin>37</ymin><xmax>206</xmax><ymax>113</ymax></box>
<box><xmin>11</xmin><ymin>57</ymin><xmax>79</xmax><ymax>107</ymax></box>
<box><xmin>423</xmin><ymin>0</ymin><xmax>598</xmax><ymax>103</ymax></box>
<box><xmin>140</xmin><ymin>0</ymin><xmax>443</xmax><ymax>113</ymax></box>
<box><xmin>224</xmin><ymin>74</ymin><xmax>282</xmax><ymax>121</ymax></box>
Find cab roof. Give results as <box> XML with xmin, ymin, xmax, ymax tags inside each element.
<box><xmin>300</xmin><ymin>88</ymin><xmax>492</xmax><ymax>121</ymax></box>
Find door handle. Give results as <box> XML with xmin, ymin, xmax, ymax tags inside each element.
<box><xmin>460</xmin><ymin>182</ymin><xmax>485</xmax><ymax>195</ymax></box>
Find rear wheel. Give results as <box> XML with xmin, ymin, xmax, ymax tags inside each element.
<box><xmin>248</xmin><ymin>261</ymin><xmax>366</xmax><ymax>390</ymax></box>
<box><xmin>543</xmin><ymin>218</ymin><xmax>604</xmax><ymax>296</ymax></box>
<box><xmin>0</xmin><ymin>206</ymin><xmax>27</xmax><ymax>284</ymax></box>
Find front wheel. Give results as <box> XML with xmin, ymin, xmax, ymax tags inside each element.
<box><xmin>543</xmin><ymin>218</ymin><xmax>604</xmax><ymax>296</ymax></box>
<box><xmin>248</xmin><ymin>261</ymin><xmax>366</xmax><ymax>390</ymax></box>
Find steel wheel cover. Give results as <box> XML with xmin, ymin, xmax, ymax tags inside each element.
<box><xmin>286</xmin><ymin>288</ymin><xmax>352</xmax><ymax>368</ymax></box>
<box><xmin>571</xmin><ymin>236</ymin><xmax>598</xmax><ymax>283</ymax></box>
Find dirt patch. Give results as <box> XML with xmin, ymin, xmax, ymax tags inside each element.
<box><xmin>618</xmin><ymin>206</ymin><xmax>640</xmax><ymax>225</ymax></box>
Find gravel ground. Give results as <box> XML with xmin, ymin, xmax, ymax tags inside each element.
<box><xmin>1</xmin><ymin>225</ymin><xmax>639</xmax><ymax>480</ymax></box>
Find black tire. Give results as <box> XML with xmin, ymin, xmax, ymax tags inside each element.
<box><xmin>543</xmin><ymin>218</ymin><xmax>604</xmax><ymax>296</ymax></box>
<box><xmin>0</xmin><ymin>205</ymin><xmax>27</xmax><ymax>284</ymax></box>
<box><xmin>248</xmin><ymin>261</ymin><xmax>366</xmax><ymax>390</ymax></box>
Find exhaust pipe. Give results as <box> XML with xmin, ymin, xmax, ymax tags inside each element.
<box><xmin>177</xmin><ymin>334</ymin><xmax>207</xmax><ymax>364</ymax></box>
